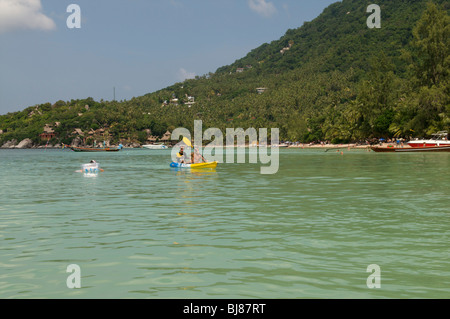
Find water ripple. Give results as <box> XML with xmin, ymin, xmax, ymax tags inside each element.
<box><xmin>0</xmin><ymin>149</ymin><xmax>448</xmax><ymax>298</ymax></box>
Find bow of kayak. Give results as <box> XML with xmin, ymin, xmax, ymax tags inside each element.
<box><xmin>170</xmin><ymin>161</ymin><xmax>218</xmax><ymax>169</ymax></box>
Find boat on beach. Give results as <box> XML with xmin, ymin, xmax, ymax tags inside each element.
<box><xmin>142</xmin><ymin>144</ymin><xmax>168</xmax><ymax>150</ymax></box>
<box><xmin>371</xmin><ymin>145</ymin><xmax>450</xmax><ymax>152</ymax></box>
<box><xmin>407</xmin><ymin>131</ymin><xmax>449</xmax><ymax>148</ymax></box>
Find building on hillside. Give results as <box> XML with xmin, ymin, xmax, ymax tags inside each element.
<box><xmin>39</xmin><ymin>124</ymin><xmax>56</xmax><ymax>140</ymax></box>
<box><xmin>147</xmin><ymin>135</ymin><xmax>158</xmax><ymax>143</ymax></box>
<box><xmin>280</xmin><ymin>41</ymin><xmax>293</xmax><ymax>54</ymax></box>
<box><xmin>256</xmin><ymin>87</ymin><xmax>267</xmax><ymax>94</ymax></box>
<box><xmin>160</xmin><ymin>131</ymin><xmax>172</xmax><ymax>143</ymax></box>
<box><xmin>185</xmin><ymin>96</ymin><xmax>195</xmax><ymax>107</ymax></box>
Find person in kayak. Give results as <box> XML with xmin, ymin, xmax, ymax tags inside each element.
<box><xmin>192</xmin><ymin>147</ymin><xmax>206</xmax><ymax>163</ymax></box>
<box><xmin>177</xmin><ymin>146</ymin><xmax>186</xmax><ymax>163</ymax></box>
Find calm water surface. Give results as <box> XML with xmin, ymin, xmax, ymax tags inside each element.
<box><xmin>0</xmin><ymin>148</ymin><xmax>448</xmax><ymax>298</ymax></box>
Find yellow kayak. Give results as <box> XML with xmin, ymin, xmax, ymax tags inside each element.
<box><xmin>191</xmin><ymin>161</ymin><xmax>218</xmax><ymax>169</ymax></box>
<box><xmin>170</xmin><ymin>161</ymin><xmax>218</xmax><ymax>169</ymax></box>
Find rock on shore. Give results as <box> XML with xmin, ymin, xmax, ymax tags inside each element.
<box><xmin>16</xmin><ymin>138</ymin><xmax>34</xmax><ymax>149</ymax></box>
<box><xmin>1</xmin><ymin>139</ymin><xmax>17</xmax><ymax>148</ymax></box>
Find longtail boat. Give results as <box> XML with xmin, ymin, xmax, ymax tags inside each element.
<box><xmin>70</xmin><ymin>145</ymin><xmax>123</xmax><ymax>152</ymax></box>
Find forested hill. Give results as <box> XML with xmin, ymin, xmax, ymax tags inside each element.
<box><xmin>216</xmin><ymin>0</ymin><xmax>438</xmax><ymax>75</ymax></box>
<box><xmin>1</xmin><ymin>0</ymin><xmax>449</xmax><ymax>147</ymax></box>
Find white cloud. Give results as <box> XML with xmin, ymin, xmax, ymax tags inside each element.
<box><xmin>177</xmin><ymin>68</ymin><xmax>196</xmax><ymax>81</ymax></box>
<box><xmin>0</xmin><ymin>0</ymin><xmax>56</xmax><ymax>33</ymax></box>
<box><xmin>248</xmin><ymin>0</ymin><xmax>277</xmax><ymax>18</ymax></box>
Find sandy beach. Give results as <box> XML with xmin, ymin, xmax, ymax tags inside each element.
<box><xmin>287</xmin><ymin>144</ymin><xmax>372</xmax><ymax>150</ymax></box>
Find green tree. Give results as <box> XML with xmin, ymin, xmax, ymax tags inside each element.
<box><xmin>354</xmin><ymin>53</ymin><xmax>400</xmax><ymax>138</ymax></box>
<box><xmin>396</xmin><ymin>2</ymin><xmax>450</xmax><ymax>136</ymax></box>
<box><xmin>410</xmin><ymin>1</ymin><xmax>450</xmax><ymax>87</ymax></box>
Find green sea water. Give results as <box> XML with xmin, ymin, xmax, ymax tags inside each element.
<box><xmin>0</xmin><ymin>148</ymin><xmax>448</xmax><ymax>299</ymax></box>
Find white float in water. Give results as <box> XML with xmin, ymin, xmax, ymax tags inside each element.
<box><xmin>79</xmin><ymin>161</ymin><xmax>101</xmax><ymax>176</ymax></box>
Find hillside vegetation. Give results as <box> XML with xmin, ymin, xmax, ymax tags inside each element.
<box><xmin>0</xmin><ymin>0</ymin><xmax>448</xmax><ymax>147</ymax></box>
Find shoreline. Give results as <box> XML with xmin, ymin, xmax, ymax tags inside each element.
<box><xmin>287</xmin><ymin>144</ymin><xmax>370</xmax><ymax>149</ymax></box>
<box><xmin>0</xmin><ymin>144</ymin><xmax>373</xmax><ymax>150</ymax></box>
<box><xmin>0</xmin><ymin>142</ymin><xmax>411</xmax><ymax>150</ymax></box>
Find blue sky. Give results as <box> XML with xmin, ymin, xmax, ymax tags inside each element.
<box><xmin>0</xmin><ymin>0</ymin><xmax>337</xmax><ymax>114</ymax></box>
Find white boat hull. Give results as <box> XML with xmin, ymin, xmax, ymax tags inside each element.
<box><xmin>143</xmin><ymin>144</ymin><xmax>168</xmax><ymax>149</ymax></box>
<box><xmin>407</xmin><ymin>140</ymin><xmax>450</xmax><ymax>148</ymax></box>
